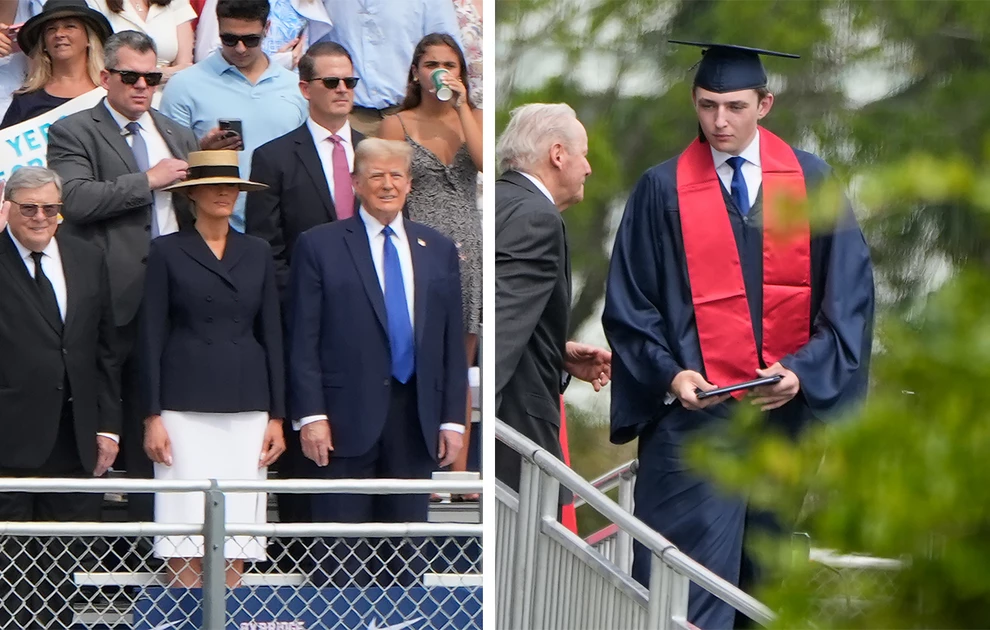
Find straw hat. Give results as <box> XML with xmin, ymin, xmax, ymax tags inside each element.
<box><xmin>18</xmin><ymin>0</ymin><xmax>113</xmax><ymax>55</ymax></box>
<box><xmin>163</xmin><ymin>151</ymin><xmax>267</xmax><ymax>193</ymax></box>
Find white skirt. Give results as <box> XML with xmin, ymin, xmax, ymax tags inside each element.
<box><xmin>153</xmin><ymin>410</ymin><xmax>269</xmax><ymax>561</ymax></box>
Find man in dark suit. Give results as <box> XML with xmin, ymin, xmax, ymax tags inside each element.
<box><xmin>288</xmin><ymin>138</ymin><xmax>467</xmax><ymax>587</ymax></box>
<box><xmin>494</xmin><ymin>103</ymin><xmax>611</xmax><ymax>499</ymax></box>
<box><xmin>246</xmin><ymin>42</ymin><xmax>364</xmax><ymax>538</ymax></box>
<box><xmin>0</xmin><ymin>167</ymin><xmax>121</xmax><ymax>627</ymax></box>
<box><xmin>46</xmin><ymin>30</ymin><xmax>198</xmax><ymax>522</ymax></box>
<box><xmin>247</xmin><ymin>41</ymin><xmax>364</xmax><ymax>298</ymax></box>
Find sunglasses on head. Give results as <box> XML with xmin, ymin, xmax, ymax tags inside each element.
<box><xmin>9</xmin><ymin>201</ymin><xmax>62</xmax><ymax>218</ymax></box>
<box><xmin>220</xmin><ymin>33</ymin><xmax>263</xmax><ymax>48</ymax></box>
<box><xmin>310</xmin><ymin>76</ymin><xmax>360</xmax><ymax>90</ymax></box>
<box><xmin>107</xmin><ymin>68</ymin><xmax>163</xmax><ymax>87</ymax></box>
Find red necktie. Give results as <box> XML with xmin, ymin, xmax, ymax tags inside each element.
<box><xmin>329</xmin><ymin>135</ymin><xmax>354</xmax><ymax>219</ymax></box>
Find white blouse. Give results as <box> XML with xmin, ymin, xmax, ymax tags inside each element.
<box><xmin>87</xmin><ymin>0</ymin><xmax>196</xmax><ymax>66</ymax></box>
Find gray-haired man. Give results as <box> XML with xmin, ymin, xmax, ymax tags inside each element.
<box><xmin>0</xmin><ymin>166</ymin><xmax>120</xmax><ymax>626</ymax></box>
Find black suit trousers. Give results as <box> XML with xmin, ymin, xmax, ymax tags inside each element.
<box><xmin>309</xmin><ymin>378</ymin><xmax>436</xmax><ymax>588</ymax></box>
<box><xmin>0</xmin><ymin>401</ymin><xmax>102</xmax><ymax>629</ymax></box>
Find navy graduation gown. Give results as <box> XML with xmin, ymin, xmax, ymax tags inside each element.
<box><xmin>602</xmin><ymin>145</ymin><xmax>875</xmax><ymax>628</ymax></box>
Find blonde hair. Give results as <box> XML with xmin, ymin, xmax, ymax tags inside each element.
<box><xmin>353</xmin><ymin>139</ymin><xmax>414</xmax><ymax>176</ymax></box>
<box><xmin>19</xmin><ymin>22</ymin><xmax>105</xmax><ymax>94</ymax></box>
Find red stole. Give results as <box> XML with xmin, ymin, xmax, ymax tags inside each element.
<box><xmin>675</xmin><ymin>128</ymin><xmax>811</xmax><ymax>393</ymax></box>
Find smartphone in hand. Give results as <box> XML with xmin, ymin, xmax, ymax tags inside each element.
<box><xmin>218</xmin><ymin>118</ymin><xmax>244</xmax><ymax>150</ymax></box>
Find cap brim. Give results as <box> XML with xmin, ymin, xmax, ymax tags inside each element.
<box><xmin>668</xmin><ymin>40</ymin><xmax>800</xmax><ymax>59</ymax></box>
<box><xmin>162</xmin><ymin>177</ymin><xmax>268</xmax><ymax>193</ymax></box>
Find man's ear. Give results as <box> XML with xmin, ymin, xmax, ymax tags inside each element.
<box><xmin>757</xmin><ymin>92</ymin><xmax>775</xmax><ymax>120</ymax></box>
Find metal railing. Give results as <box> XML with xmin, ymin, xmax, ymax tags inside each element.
<box><xmin>0</xmin><ymin>478</ymin><xmax>483</xmax><ymax>629</ymax></box>
<box><xmin>495</xmin><ymin>419</ymin><xmax>774</xmax><ymax>630</ymax></box>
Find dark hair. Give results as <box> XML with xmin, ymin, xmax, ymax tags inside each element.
<box><xmin>298</xmin><ymin>41</ymin><xmax>353</xmax><ymax>81</ymax></box>
<box><xmin>106</xmin><ymin>0</ymin><xmax>172</xmax><ymax>12</ymax></box>
<box><xmin>399</xmin><ymin>33</ymin><xmax>473</xmax><ymax>112</ymax></box>
<box><xmin>216</xmin><ymin>0</ymin><xmax>270</xmax><ymax>26</ymax></box>
<box><xmin>104</xmin><ymin>30</ymin><xmax>157</xmax><ymax>68</ymax></box>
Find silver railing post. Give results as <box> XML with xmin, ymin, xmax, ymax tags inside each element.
<box><xmin>510</xmin><ymin>460</ymin><xmax>541</xmax><ymax>630</ymax></box>
<box><xmin>201</xmin><ymin>479</ymin><xmax>226</xmax><ymax>629</ymax></box>
<box><xmin>530</xmin><ymin>467</ymin><xmax>561</xmax><ymax>629</ymax></box>
<box><xmin>616</xmin><ymin>469</ymin><xmax>635</xmax><ymax>574</ymax></box>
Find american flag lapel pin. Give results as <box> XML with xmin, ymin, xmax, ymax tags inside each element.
<box><xmin>417</xmin><ymin>238</ymin><xmax>427</xmax><ymax>247</ymax></box>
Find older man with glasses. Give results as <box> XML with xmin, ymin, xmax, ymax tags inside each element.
<box><xmin>159</xmin><ymin>0</ymin><xmax>307</xmax><ymax>232</ymax></box>
<box><xmin>0</xmin><ymin>166</ymin><xmax>121</xmax><ymax>627</ymax></box>
<box><xmin>46</xmin><ymin>29</ymin><xmax>199</xmax><ymax>527</ymax></box>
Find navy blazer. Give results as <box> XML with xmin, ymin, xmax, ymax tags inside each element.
<box><xmin>139</xmin><ymin>229</ymin><xmax>285</xmax><ymax>419</ymax></box>
<box><xmin>288</xmin><ymin>216</ymin><xmax>466</xmax><ymax>459</ymax></box>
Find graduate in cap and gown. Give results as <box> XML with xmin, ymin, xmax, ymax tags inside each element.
<box><xmin>602</xmin><ymin>41</ymin><xmax>875</xmax><ymax>628</ymax></box>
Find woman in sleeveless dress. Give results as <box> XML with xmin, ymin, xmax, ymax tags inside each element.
<box><xmin>380</xmin><ymin>33</ymin><xmax>482</xmax><ymax>492</ymax></box>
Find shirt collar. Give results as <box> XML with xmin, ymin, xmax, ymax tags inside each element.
<box><xmin>6</xmin><ymin>227</ymin><xmax>59</xmax><ymax>260</ymax></box>
<box><xmin>206</xmin><ymin>50</ymin><xmax>278</xmax><ymax>81</ymax></box>
<box><xmin>710</xmin><ymin>128</ymin><xmax>762</xmax><ymax>170</ymax></box>
<box><xmin>517</xmin><ymin>171</ymin><xmax>556</xmax><ymax>206</ymax></box>
<box><xmin>104</xmin><ymin>99</ymin><xmax>154</xmax><ymax>132</ymax></box>
<box><xmin>359</xmin><ymin>207</ymin><xmax>406</xmax><ymax>242</ymax></box>
<box><xmin>306</xmin><ymin>117</ymin><xmax>353</xmax><ymax>144</ymax></box>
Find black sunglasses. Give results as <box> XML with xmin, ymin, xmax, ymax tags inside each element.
<box><xmin>220</xmin><ymin>33</ymin><xmax>263</xmax><ymax>48</ymax></box>
<box><xmin>107</xmin><ymin>68</ymin><xmax>163</xmax><ymax>87</ymax></box>
<box><xmin>309</xmin><ymin>76</ymin><xmax>360</xmax><ymax>90</ymax></box>
<box><xmin>9</xmin><ymin>201</ymin><xmax>62</xmax><ymax>218</ymax></box>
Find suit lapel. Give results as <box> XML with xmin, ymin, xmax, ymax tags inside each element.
<box><xmin>176</xmin><ymin>232</ymin><xmax>237</xmax><ymax>289</ymax></box>
<box><xmin>0</xmin><ymin>231</ymin><xmax>61</xmax><ymax>335</ymax></box>
<box><xmin>152</xmin><ymin>110</ymin><xmax>187</xmax><ymax>159</ymax></box>
<box><xmin>406</xmin><ymin>222</ymin><xmax>429</xmax><ymax>349</ymax></box>
<box><xmin>350</xmin><ymin>129</ymin><xmax>365</xmax><ymax>215</ymax></box>
<box><xmin>92</xmin><ymin>100</ymin><xmax>140</xmax><ymax>173</ymax></box>
<box><xmin>342</xmin><ymin>219</ymin><xmax>388</xmax><ymax>333</ymax></box>
<box><xmin>294</xmin><ymin>127</ymin><xmax>335</xmax><ymax>221</ymax></box>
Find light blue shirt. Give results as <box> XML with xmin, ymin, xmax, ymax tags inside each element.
<box><xmin>0</xmin><ymin>0</ymin><xmax>44</xmax><ymax>121</ymax></box>
<box><xmin>158</xmin><ymin>51</ymin><xmax>307</xmax><ymax>230</ymax></box>
<box><xmin>317</xmin><ymin>0</ymin><xmax>463</xmax><ymax>110</ymax></box>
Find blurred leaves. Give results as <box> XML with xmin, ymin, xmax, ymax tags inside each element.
<box><xmin>498</xmin><ymin>0</ymin><xmax>990</xmax><ymax>624</ymax></box>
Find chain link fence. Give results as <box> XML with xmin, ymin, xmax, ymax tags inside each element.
<box><xmin>0</xmin><ymin>479</ymin><xmax>483</xmax><ymax>630</ymax></box>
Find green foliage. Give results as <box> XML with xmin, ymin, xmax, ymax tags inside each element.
<box><xmin>498</xmin><ymin>0</ymin><xmax>990</xmax><ymax>624</ymax></box>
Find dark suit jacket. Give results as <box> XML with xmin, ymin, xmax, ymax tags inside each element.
<box><xmin>246</xmin><ymin>123</ymin><xmax>365</xmax><ymax>298</ymax></box>
<box><xmin>139</xmin><ymin>230</ymin><xmax>285</xmax><ymax>419</ymax></box>
<box><xmin>495</xmin><ymin>171</ymin><xmax>572</xmax><ymax>492</ymax></box>
<box><xmin>47</xmin><ymin>99</ymin><xmax>200</xmax><ymax>326</ymax></box>
<box><xmin>288</xmin><ymin>216</ymin><xmax>466</xmax><ymax>459</ymax></box>
<box><xmin>0</xmin><ymin>230</ymin><xmax>121</xmax><ymax>472</ymax></box>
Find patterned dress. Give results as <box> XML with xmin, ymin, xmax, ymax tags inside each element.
<box><xmin>452</xmin><ymin>0</ymin><xmax>483</xmax><ymax>109</ymax></box>
<box><xmin>402</xmin><ymin>127</ymin><xmax>482</xmax><ymax>335</ymax></box>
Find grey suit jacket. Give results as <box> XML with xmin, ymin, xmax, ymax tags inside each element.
<box><xmin>494</xmin><ymin>170</ymin><xmax>572</xmax><ymax>502</ymax></box>
<box><xmin>47</xmin><ymin>99</ymin><xmax>199</xmax><ymax>326</ymax></box>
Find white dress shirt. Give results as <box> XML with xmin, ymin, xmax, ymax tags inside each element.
<box><xmin>104</xmin><ymin>101</ymin><xmax>179</xmax><ymax>237</ymax></box>
<box><xmin>7</xmin><ymin>229</ymin><xmax>119</xmax><ymax>443</ymax></box>
<box><xmin>710</xmin><ymin>130</ymin><xmax>762</xmax><ymax>209</ymax></box>
<box><xmin>305</xmin><ymin>117</ymin><xmax>355</xmax><ymax>207</ymax></box>
<box><xmin>295</xmin><ymin>209</ymin><xmax>463</xmax><ymax>434</ymax></box>
<box><xmin>519</xmin><ymin>171</ymin><xmax>556</xmax><ymax>206</ymax></box>
<box><xmin>87</xmin><ymin>0</ymin><xmax>197</xmax><ymax>66</ymax></box>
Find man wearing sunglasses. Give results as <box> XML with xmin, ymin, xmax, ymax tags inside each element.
<box><xmin>47</xmin><ymin>30</ymin><xmax>199</xmax><ymax>526</ymax></box>
<box><xmin>0</xmin><ymin>167</ymin><xmax>120</xmax><ymax>627</ymax></box>
<box><xmin>159</xmin><ymin>0</ymin><xmax>307</xmax><ymax>232</ymax></box>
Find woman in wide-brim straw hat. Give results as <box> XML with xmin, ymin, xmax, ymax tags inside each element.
<box><xmin>1</xmin><ymin>0</ymin><xmax>112</xmax><ymax>129</ymax></box>
<box><xmin>139</xmin><ymin>150</ymin><xmax>285</xmax><ymax>587</ymax></box>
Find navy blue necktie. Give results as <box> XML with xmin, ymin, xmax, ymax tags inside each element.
<box><xmin>126</xmin><ymin>121</ymin><xmax>159</xmax><ymax>238</ymax></box>
<box><xmin>726</xmin><ymin>155</ymin><xmax>750</xmax><ymax>216</ymax></box>
<box><xmin>382</xmin><ymin>226</ymin><xmax>415</xmax><ymax>383</ymax></box>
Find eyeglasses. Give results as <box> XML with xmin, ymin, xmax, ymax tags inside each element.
<box><xmin>107</xmin><ymin>68</ymin><xmax>164</xmax><ymax>87</ymax></box>
<box><xmin>219</xmin><ymin>33</ymin><xmax>263</xmax><ymax>48</ymax></box>
<box><xmin>8</xmin><ymin>201</ymin><xmax>62</xmax><ymax>218</ymax></box>
<box><xmin>310</xmin><ymin>76</ymin><xmax>360</xmax><ymax>90</ymax></box>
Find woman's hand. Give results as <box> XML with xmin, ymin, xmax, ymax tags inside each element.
<box><xmin>143</xmin><ymin>415</ymin><xmax>172</xmax><ymax>466</ymax></box>
<box><xmin>441</xmin><ymin>72</ymin><xmax>469</xmax><ymax>109</ymax></box>
<box><xmin>259</xmin><ymin>419</ymin><xmax>286</xmax><ymax>468</ymax></box>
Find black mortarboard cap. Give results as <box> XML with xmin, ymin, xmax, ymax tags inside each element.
<box><xmin>669</xmin><ymin>40</ymin><xmax>799</xmax><ymax>93</ymax></box>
